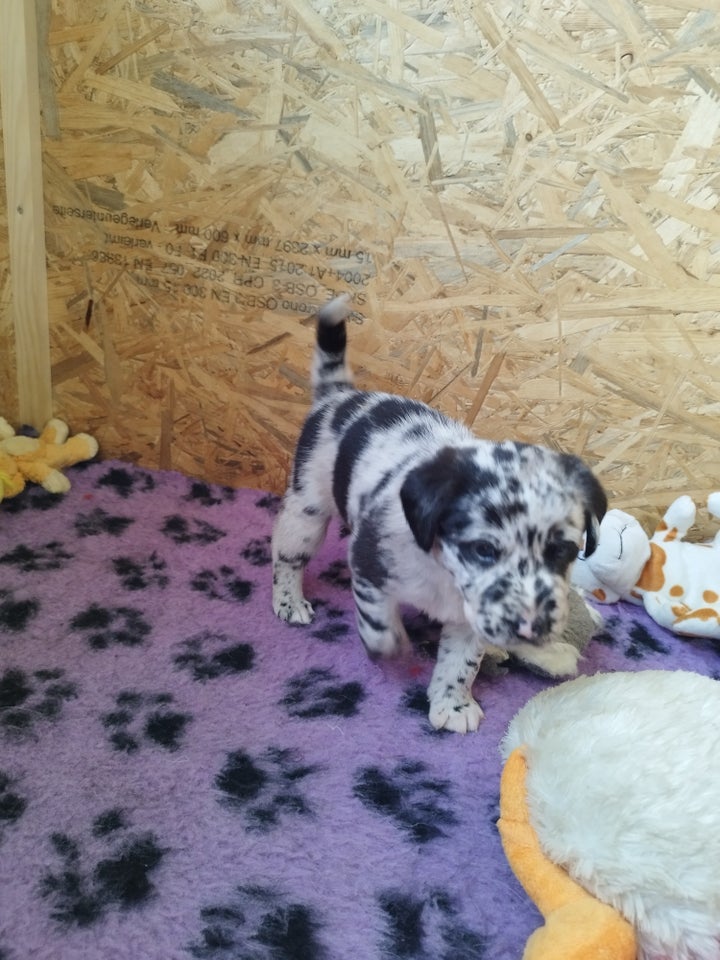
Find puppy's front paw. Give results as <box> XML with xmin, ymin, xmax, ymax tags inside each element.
<box><xmin>428</xmin><ymin>697</ymin><xmax>484</xmax><ymax>734</ymax></box>
<box><xmin>273</xmin><ymin>594</ymin><xmax>315</xmax><ymax>625</ymax></box>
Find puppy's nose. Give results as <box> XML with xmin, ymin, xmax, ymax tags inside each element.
<box><xmin>516</xmin><ymin>618</ymin><xmax>536</xmax><ymax>640</ymax></box>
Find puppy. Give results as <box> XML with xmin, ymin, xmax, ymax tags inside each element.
<box><xmin>272</xmin><ymin>295</ymin><xmax>607</xmax><ymax>733</ymax></box>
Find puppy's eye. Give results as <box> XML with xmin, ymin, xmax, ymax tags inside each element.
<box><xmin>460</xmin><ymin>539</ymin><xmax>499</xmax><ymax>566</ymax></box>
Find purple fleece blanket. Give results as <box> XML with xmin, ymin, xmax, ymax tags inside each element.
<box><xmin>0</xmin><ymin>460</ymin><xmax>716</xmax><ymax>960</ymax></box>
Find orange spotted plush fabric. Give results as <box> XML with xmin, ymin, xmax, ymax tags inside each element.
<box><xmin>573</xmin><ymin>494</ymin><xmax>720</xmax><ymax>641</ymax></box>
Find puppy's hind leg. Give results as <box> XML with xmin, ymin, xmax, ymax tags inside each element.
<box><xmin>272</xmin><ymin>492</ymin><xmax>330</xmax><ymax>624</ymax></box>
<box><xmin>427</xmin><ymin>626</ymin><xmax>485</xmax><ymax>734</ymax></box>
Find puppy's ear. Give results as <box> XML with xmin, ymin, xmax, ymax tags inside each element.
<box><xmin>400</xmin><ymin>448</ymin><xmax>463</xmax><ymax>552</ymax></box>
<box><xmin>581</xmin><ymin>476</ymin><xmax>607</xmax><ymax>558</ymax></box>
<box><xmin>561</xmin><ymin>454</ymin><xmax>607</xmax><ymax>558</ymax></box>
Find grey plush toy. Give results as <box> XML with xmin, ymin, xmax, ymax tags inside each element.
<box><xmin>482</xmin><ymin>589</ymin><xmax>603</xmax><ymax>678</ymax></box>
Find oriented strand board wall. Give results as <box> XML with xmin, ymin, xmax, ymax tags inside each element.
<box><xmin>3</xmin><ymin>0</ymin><xmax>720</xmax><ymax>530</ymax></box>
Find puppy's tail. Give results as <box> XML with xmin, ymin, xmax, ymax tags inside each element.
<box><xmin>311</xmin><ymin>293</ymin><xmax>354</xmax><ymax>400</ymax></box>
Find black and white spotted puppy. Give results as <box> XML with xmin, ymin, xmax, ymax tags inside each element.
<box><xmin>272</xmin><ymin>295</ymin><xmax>607</xmax><ymax>733</ymax></box>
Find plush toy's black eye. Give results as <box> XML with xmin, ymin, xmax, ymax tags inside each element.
<box><xmin>459</xmin><ymin>539</ymin><xmax>500</xmax><ymax>567</ymax></box>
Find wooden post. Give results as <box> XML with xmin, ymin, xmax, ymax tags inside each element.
<box><xmin>0</xmin><ymin>0</ymin><xmax>53</xmax><ymax>426</ymax></box>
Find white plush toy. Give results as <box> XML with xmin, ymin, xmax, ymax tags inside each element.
<box><xmin>499</xmin><ymin>670</ymin><xmax>720</xmax><ymax>960</ymax></box>
<box><xmin>571</xmin><ymin>494</ymin><xmax>720</xmax><ymax>640</ymax></box>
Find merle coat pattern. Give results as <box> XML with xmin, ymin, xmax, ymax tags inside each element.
<box><xmin>272</xmin><ymin>296</ymin><xmax>607</xmax><ymax>732</ymax></box>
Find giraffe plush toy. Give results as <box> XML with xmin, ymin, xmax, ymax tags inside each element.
<box><xmin>571</xmin><ymin>493</ymin><xmax>720</xmax><ymax>641</ymax></box>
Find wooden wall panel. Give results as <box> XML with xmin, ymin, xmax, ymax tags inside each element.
<box><xmin>0</xmin><ymin>0</ymin><xmax>53</xmax><ymax>427</ymax></box>
<box><xmin>2</xmin><ymin>0</ymin><xmax>719</xmax><ymax>532</ymax></box>
<box><xmin>0</xmin><ymin>129</ymin><xmax>16</xmax><ymax>426</ymax></box>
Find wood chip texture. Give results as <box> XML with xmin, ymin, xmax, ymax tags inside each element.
<box><xmin>1</xmin><ymin>0</ymin><xmax>719</xmax><ymax>534</ymax></box>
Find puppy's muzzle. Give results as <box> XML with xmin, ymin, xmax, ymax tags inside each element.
<box><xmin>512</xmin><ymin>611</ymin><xmax>555</xmax><ymax>645</ymax></box>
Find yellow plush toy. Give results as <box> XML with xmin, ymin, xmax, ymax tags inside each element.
<box><xmin>0</xmin><ymin>449</ymin><xmax>26</xmax><ymax>501</ymax></box>
<box><xmin>497</xmin><ymin>747</ymin><xmax>637</xmax><ymax>960</ymax></box>
<box><xmin>0</xmin><ymin>417</ymin><xmax>99</xmax><ymax>502</ymax></box>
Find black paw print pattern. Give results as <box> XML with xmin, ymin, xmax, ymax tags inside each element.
<box><xmin>401</xmin><ymin>685</ymin><xmax>432</xmax><ymax>719</ymax></box>
<box><xmin>191</xmin><ymin>566</ymin><xmax>253</xmax><ymax>604</ymax></box>
<box><xmin>626</xmin><ymin>621</ymin><xmax>671</xmax><ymax>659</ymax></box>
<box><xmin>1</xmin><ymin>487</ymin><xmax>63</xmax><ymax>514</ymax></box>
<box><xmin>40</xmin><ymin>808</ymin><xmax>166</xmax><ymax>927</ymax></box>
<box><xmin>96</xmin><ymin>466</ymin><xmax>156</xmax><ymax>499</ymax></box>
<box><xmin>281</xmin><ymin>668</ymin><xmax>365</xmax><ymax>719</ymax></box>
<box><xmin>318</xmin><ymin>559</ymin><xmax>352</xmax><ymax>590</ymax></box>
<box><xmin>0</xmin><ymin>589</ymin><xmax>40</xmax><ymax>633</ymax></box>
<box><xmin>101</xmin><ymin>691</ymin><xmax>192</xmax><ymax>753</ymax></box>
<box><xmin>254</xmin><ymin>492</ymin><xmax>281</xmax><ymax>514</ymax></box>
<box><xmin>184</xmin><ymin>480</ymin><xmax>236</xmax><ymax>507</ymax></box>
<box><xmin>309</xmin><ymin>601</ymin><xmax>352</xmax><ymax>644</ymax></box>
<box><xmin>187</xmin><ymin>884</ymin><xmax>327</xmax><ymax>960</ymax></box>
<box><xmin>0</xmin><ymin>770</ymin><xmax>27</xmax><ymax>836</ymax></box>
<box><xmin>161</xmin><ymin>515</ymin><xmax>226</xmax><ymax>546</ymax></box>
<box><xmin>588</xmin><ymin>615</ymin><xmax>619</xmax><ymax>649</ymax></box>
<box><xmin>215</xmin><ymin>746</ymin><xmax>320</xmax><ymax>831</ymax></box>
<box><xmin>379</xmin><ymin>889</ymin><xmax>490</xmax><ymax>960</ymax></box>
<box><xmin>0</xmin><ymin>668</ymin><xmax>78</xmax><ymax>740</ymax></box>
<box><xmin>112</xmin><ymin>552</ymin><xmax>169</xmax><ymax>591</ymax></box>
<box><xmin>173</xmin><ymin>631</ymin><xmax>255</xmax><ymax>681</ymax></box>
<box><xmin>0</xmin><ymin>541</ymin><xmax>73</xmax><ymax>573</ymax></box>
<box><xmin>590</xmin><ymin>615</ymin><xmax>671</xmax><ymax>660</ymax></box>
<box><xmin>485</xmin><ymin>791</ymin><xmax>501</xmax><ymax>830</ymax></box>
<box><xmin>75</xmin><ymin>507</ymin><xmax>135</xmax><ymax>538</ymax></box>
<box><xmin>70</xmin><ymin>604</ymin><xmax>151</xmax><ymax>650</ymax></box>
<box><xmin>240</xmin><ymin>535</ymin><xmax>271</xmax><ymax>567</ymax></box>
<box><xmin>353</xmin><ymin>760</ymin><xmax>457</xmax><ymax>844</ymax></box>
